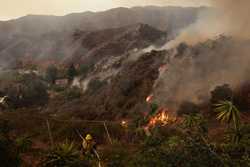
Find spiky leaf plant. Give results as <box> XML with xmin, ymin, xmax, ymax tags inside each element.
<box><xmin>41</xmin><ymin>140</ymin><xmax>83</xmax><ymax>167</ymax></box>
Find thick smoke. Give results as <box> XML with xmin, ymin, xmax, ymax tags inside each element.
<box><xmin>211</xmin><ymin>0</ymin><xmax>250</xmax><ymax>39</ymax></box>
<box><xmin>152</xmin><ymin>0</ymin><xmax>250</xmax><ymax>111</ymax></box>
<box><xmin>166</xmin><ymin>0</ymin><xmax>250</xmax><ymax>48</ymax></box>
<box><xmin>153</xmin><ymin>37</ymin><xmax>250</xmax><ymax>110</ymax></box>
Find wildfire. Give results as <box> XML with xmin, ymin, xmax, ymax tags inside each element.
<box><xmin>121</xmin><ymin>120</ymin><xmax>128</xmax><ymax>128</ymax></box>
<box><xmin>146</xmin><ymin>94</ymin><xmax>153</xmax><ymax>103</ymax></box>
<box><xmin>146</xmin><ymin>108</ymin><xmax>176</xmax><ymax>128</ymax></box>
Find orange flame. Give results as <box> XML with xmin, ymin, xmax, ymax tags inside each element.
<box><xmin>146</xmin><ymin>108</ymin><xmax>176</xmax><ymax>128</ymax></box>
<box><xmin>121</xmin><ymin>120</ymin><xmax>128</xmax><ymax>128</ymax></box>
<box><xmin>146</xmin><ymin>94</ymin><xmax>153</xmax><ymax>103</ymax></box>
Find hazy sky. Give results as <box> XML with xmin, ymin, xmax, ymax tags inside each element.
<box><xmin>0</xmin><ymin>0</ymin><xmax>209</xmax><ymax>20</ymax></box>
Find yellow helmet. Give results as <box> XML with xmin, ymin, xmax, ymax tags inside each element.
<box><xmin>85</xmin><ymin>134</ymin><xmax>93</xmax><ymax>140</ymax></box>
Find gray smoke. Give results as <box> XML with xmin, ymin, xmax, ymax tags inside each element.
<box><xmin>153</xmin><ymin>37</ymin><xmax>250</xmax><ymax>110</ymax></box>
<box><xmin>211</xmin><ymin>0</ymin><xmax>250</xmax><ymax>39</ymax></box>
<box><xmin>151</xmin><ymin>0</ymin><xmax>250</xmax><ymax>111</ymax></box>
<box><xmin>163</xmin><ymin>0</ymin><xmax>250</xmax><ymax>49</ymax></box>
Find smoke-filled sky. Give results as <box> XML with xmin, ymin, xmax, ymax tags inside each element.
<box><xmin>0</xmin><ymin>0</ymin><xmax>209</xmax><ymax>20</ymax></box>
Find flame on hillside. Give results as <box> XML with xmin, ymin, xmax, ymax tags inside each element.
<box><xmin>146</xmin><ymin>108</ymin><xmax>177</xmax><ymax>128</ymax></box>
<box><xmin>146</xmin><ymin>94</ymin><xmax>153</xmax><ymax>103</ymax></box>
<box><xmin>121</xmin><ymin>120</ymin><xmax>128</xmax><ymax>128</ymax></box>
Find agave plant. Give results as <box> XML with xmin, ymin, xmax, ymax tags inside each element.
<box><xmin>183</xmin><ymin>113</ymin><xmax>202</xmax><ymax>129</ymax></box>
<box><xmin>42</xmin><ymin>140</ymin><xmax>81</xmax><ymax>167</ymax></box>
<box><xmin>15</xmin><ymin>136</ymin><xmax>32</xmax><ymax>153</ymax></box>
<box><xmin>183</xmin><ymin>113</ymin><xmax>207</xmax><ymax>135</ymax></box>
<box><xmin>214</xmin><ymin>100</ymin><xmax>242</xmax><ymax>144</ymax></box>
<box><xmin>214</xmin><ymin>100</ymin><xmax>240</xmax><ymax>130</ymax></box>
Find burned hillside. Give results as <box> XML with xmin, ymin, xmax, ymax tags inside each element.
<box><xmin>47</xmin><ymin>50</ymin><xmax>167</xmax><ymax>120</ymax></box>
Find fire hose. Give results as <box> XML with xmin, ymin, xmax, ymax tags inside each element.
<box><xmin>75</xmin><ymin>129</ymin><xmax>102</xmax><ymax>167</ymax></box>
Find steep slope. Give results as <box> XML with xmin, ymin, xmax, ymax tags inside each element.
<box><xmin>0</xmin><ymin>6</ymin><xmax>208</xmax><ymax>68</ymax></box>
<box><xmin>52</xmin><ymin>50</ymin><xmax>167</xmax><ymax>120</ymax></box>
<box><xmin>70</xmin><ymin>24</ymin><xmax>167</xmax><ymax>64</ymax></box>
<box><xmin>64</xmin><ymin>36</ymin><xmax>250</xmax><ymax>119</ymax></box>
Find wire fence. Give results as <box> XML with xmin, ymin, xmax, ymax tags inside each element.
<box><xmin>0</xmin><ymin>113</ymin><xmax>143</xmax><ymax>146</ymax></box>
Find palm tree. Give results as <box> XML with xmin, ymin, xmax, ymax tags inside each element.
<box><xmin>214</xmin><ymin>100</ymin><xmax>240</xmax><ymax>130</ymax></box>
<box><xmin>214</xmin><ymin>100</ymin><xmax>241</xmax><ymax>143</ymax></box>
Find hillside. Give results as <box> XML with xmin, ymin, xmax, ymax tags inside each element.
<box><xmin>0</xmin><ymin>6</ymin><xmax>207</xmax><ymax>68</ymax></box>
<box><xmin>1</xmin><ymin>4</ymin><xmax>250</xmax><ymax>167</ymax></box>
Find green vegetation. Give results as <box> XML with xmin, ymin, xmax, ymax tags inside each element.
<box><xmin>62</xmin><ymin>86</ymin><xmax>82</xmax><ymax>100</ymax></box>
<box><xmin>1</xmin><ymin>70</ymin><xmax>250</xmax><ymax>167</ymax></box>
<box><xmin>214</xmin><ymin>101</ymin><xmax>240</xmax><ymax>130</ymax></box>
<box><xmin>0</xmin><ymin>120</ymin><xmax>21</xmax><ymax>167</ymax></box>
<box><xmin>41</xmin><ymin>140</ymin><xmax>87</xmax><ymax>167</ymax></box>
<box><xmin>67</xmin><ymin>64</ymin><xmax>78</xmax><ymax>82</ymax></box>
<box><xmin>45</xmin><ymin>65</ymin><xmax>58</xmax><ymax>84</ymax></box>
<box><xmin>0</xmin><ymin>73</ymin><xmax>48</xmax><ymax>107</ymax></box>
<box><xmin>214</xmin><ymin>101</ymin><xmax>242</xmax><ymax>144</ymax></box>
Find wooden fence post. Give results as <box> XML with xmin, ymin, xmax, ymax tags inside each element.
<box><xmin>46</xmin><ymin>119</ymin><xmax>54</xmax><ymax>147</ymax></box>
<box><xmin>103</xmin><ymin>121</ymin><xmax>112</xmax><ymax>144</ymax></box>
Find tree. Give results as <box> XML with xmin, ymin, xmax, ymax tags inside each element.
<box><xmin>79</xmin><ymin>64</ymin><xmax>91</xmax><ymax>77</ymax></box>
<box><xmin>67</xmin><ymin>64</ymin><xmax>77</xmax><ymax>82</ymax></box>
<box><xmin>214</xmin><ymin>101</ymin><xmax>241</xmax><ymax>143</ymax></box>
<box><xmin>45</xmin><ymin>65</ymin><xmax>58</xmax><ymax>84</ymax></box>
<box><xmin>211</xmin><ymin>84</ymin><xmax>233</xmax><ymax>104</ymax></box>
<box><xmin>214</xmin><ymin>101</ymin><xmax>240</xmax><ymax>130</ymax></box>
<box><xmin>0</xmin><ymin>73</ymin><xmax>48</xmax><ymax>107</ymax></box>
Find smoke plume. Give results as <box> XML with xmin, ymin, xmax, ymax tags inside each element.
<box><xmin>151</xmin><ymin>0</ymin><xmax>250</xmax><ymax>111</ymax></box>
<box><xmin>153</xmin><ymin>37</ymin><xmax>250</xmax><ymax>111</ymax></box>
<box><xmin>159</xmin><ymin>0</ymin><xmax>250</xmax><ymax>50</ymax></box>
<box><xmin>211</xmin><ymin>0</ymin><xmax>250</xmax><ymax>39</ymax></box>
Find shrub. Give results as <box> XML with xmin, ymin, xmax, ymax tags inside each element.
<box><xmin>62</xmin><ymin>87</ymin><xmax>82</xmax><ymax>100</ymax></box>
<box><xmin>15</xmin><ymin>136</ymin><xmax>32</xmax><ymax>153</ymax></box>
<box><xmin>0</xmin><ymin>135</ymin><xmax>21</xmax><ymax>167</ymax></box>
<box><xmin>1</xmin><ymin>73</ymin><xmax>48</xmax><ymax>107</ymax></box>
<box><xmin>87</xmin><ymin>79</ymin><xmax>106</xmax><ymax>94</ymax></box>
<box><xmin>45</xmin><ymin>65</ymin><xmax>58</xmax><ymax>84</ymax></box>
<box><xmin>41</xmin><ymin>140</ymin><xmax>88</xmax><ymax>167</ymax></box>
<box><xmin>101</xmin><ymin>142</ymin><xmax>130</xmax><ymax>167</ymax></box>
<box><xmin>0</xmin><ymin>120</ymin><xmax>21</xmax><ymax>167</ymax></box>
<box><xmin>67</xmin><ymin>64</ymin><xmax>77</xmax><ymax>82</ymax></box>
<box><xmin>129</xmin><ymin>134</ymin><xmax>223</xmax><ymax>167</ymax></box>
<box><xmin>211</xmin><ymin>84</ymin><xmax>233</xmax><ymax>104</ymax></box>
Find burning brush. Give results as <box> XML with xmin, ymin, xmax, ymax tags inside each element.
<box><xmin>144</xmin><ymin>91</ymin><xmax>176</xmax><ymax>135</ymax></box>
<box><xmin>143</xmin><ymin>108</ymin><xmax>177</xmax><ymax>136</ymax></box>
<box><xmin>146</xmin><ymin>108</ymin><xmax>175</xmax><ymax>128</ymax></box>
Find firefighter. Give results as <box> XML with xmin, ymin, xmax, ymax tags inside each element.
<box><xmin>0</xmin><ymin>96</ymin><xmax>9</xmax><ymax>110</ymax></box>
<box><xmin>82</xmin><ymin>134</ymin><xmax>97</xmax><ymax>155</ymax></box>
<box><xmin>78</xmin><ymin>132</ymin><xmax>101</xmax><ymax>167</ymax></box>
